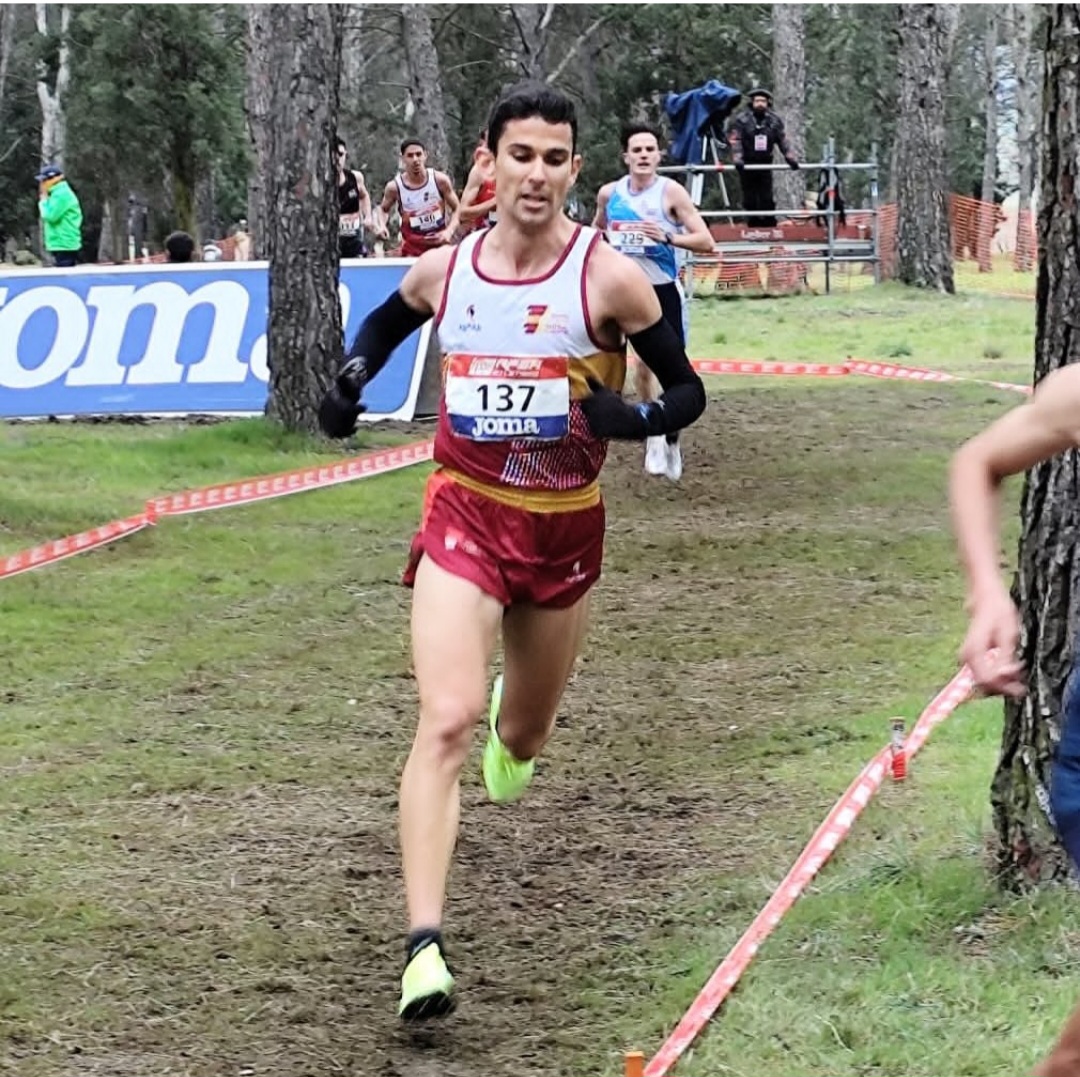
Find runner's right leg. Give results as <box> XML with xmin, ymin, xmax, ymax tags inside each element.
<box><xmin>398</xmin><ymin>553</ymin><xmax>503</xmax><ymax>1018</ymax></box>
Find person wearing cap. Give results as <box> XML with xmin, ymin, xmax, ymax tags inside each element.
<box><xmin>36</xmin><ymin>164</ymin><xmax>83</xmax><ymax>267</ymax></box>
<box><xmin>727</xmin><ymin>87</ymin><xmax>800</xmax><ymax>228</ymax></box>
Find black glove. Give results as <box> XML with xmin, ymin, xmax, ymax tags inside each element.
<box><xmin>580</xmin><ymin>377</ymin><xmax>649</xmax><ymax>440</ymax></box>
<box><xmin>787</xmin><ymin>158</ymin><xmax>800</xmax><ymax>171</ymax></box>
<box><xmin>318</xmin><ymin>355</ymin><xmax>368</xmax><ymax>438</ymax></box>
<box><xmin>734</xmin><ymin>160</ymin><xmax>745</xmax><ymax>173</ymax></box>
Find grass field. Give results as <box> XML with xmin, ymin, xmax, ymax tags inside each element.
<box><xmin>4</xmin><ymin>277</ymin><xmax>1073</xmax><ymax>1077</ymax></box>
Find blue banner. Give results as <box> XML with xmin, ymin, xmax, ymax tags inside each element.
<box><xmin>0</xmin><ymin>260</ymin><xmax>430</xmax><ymax>420</ymax></box>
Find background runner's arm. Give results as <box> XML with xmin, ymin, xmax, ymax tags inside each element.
<box><xmin>356</xmin><ymin>171</ymin><xmax>373</xmax><ymax>225</ymax></box>
<box><xmin>452</xmin><ymin>167</ymin><xmax>487</xmax><ymax>226</ymax></box>
<box><xmin>591</xmin><ymin>185</ymin><xmax>610</xmax><ymax>230</ymax></box>
<box><xmin>437</xmin><ymin>173</ymin><xmax>460</xmax><ymax>214</ymax></box>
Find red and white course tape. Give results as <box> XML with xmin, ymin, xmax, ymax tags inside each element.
<box><xmin>0</xmin><ymin>513</ymin><xmax>154</xmax><ymax>582</ymax></box>
<box><xmin>149</xmin><ymin>439</ymin><xmax>433</xmax><ymax>517</ymax></box>
<box><xmin>0</xmin><ymin>439</ymin><xmax>434</xmax><ymax>582</ymax></box>
<box><xmin>692</xmin><ymin>359</ymin><xmax>849</xmax><ymax>378</ymax></box>
<box><xmin>689</xmin><ymin>357</ymin><xmax>1030</xmax><ymax>396</ymax></box>
<box><xmin>639</xmin><ymin>666</ymin><xmax>975</xmax><ymax>1077</ymax></box>
<box><xmin>0</xmin><ymin>357</ymin><xmax>1028</xmax><ymax>585</ymax></box>
<box><xmin>844</xmin><ymin>359</ymin><xmax>1030</xmax><ymax>396</ymax></box>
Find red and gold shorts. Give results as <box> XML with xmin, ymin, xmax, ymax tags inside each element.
<box><xmin>403</xmin><ymin>470</ymin><xmax>605</xmax><ymax>608</ymax></box>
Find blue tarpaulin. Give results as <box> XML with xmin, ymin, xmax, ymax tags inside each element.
<box><xmin>664</xmin><ymin>80</ymin><xmax>742</xmax><ymax>165</ymax></box>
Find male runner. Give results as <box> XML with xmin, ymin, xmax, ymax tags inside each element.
<box><xmin>593</xmin><ymin>123</ymin><xmax>714</xmax><ymax>481</ymax></box>
<box><xmin>950</xmin><ymin>363</ymin><xmax>1080</xmax><ymax>1077</ymax></box>
<box><xmin>319</xmin><ymin>83</ymin><xmax>706</xmax><ymax>1021</ymax></box>
<box><xmin>376</xmin><ymin>138</ymin><xmax>459</xmax><ymax>257</ymax></box>
<box><xmin>446</xmin><ymin>128</ymin><xmax>498</xmax><ymax>240</ymax></box>
<box><xmin>335</xmin><ymin>136</ymin><xmax>376</xmax><ymax>258</ymax></box>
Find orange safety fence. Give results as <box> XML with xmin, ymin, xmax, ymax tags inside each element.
<box><xmin>686</xmin><ymin>194</ymin><xmax>1035</xmax><ymax>296</ymax></box>
<box><xmin>119</xmin><ymin>196</ymin><xmax>1037</xmax><ymax>288</ymax></box>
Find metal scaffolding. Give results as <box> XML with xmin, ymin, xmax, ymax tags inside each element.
<box><xmin>658</xmin><ymin>138</ymin><xmax>881</xmax><ymax>296</ymax></box>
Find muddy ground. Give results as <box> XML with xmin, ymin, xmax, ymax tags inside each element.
<box><xmin>5</xmin><ymin>390</ymin><xmax>912</xmax><ymax>1077</ymax></box>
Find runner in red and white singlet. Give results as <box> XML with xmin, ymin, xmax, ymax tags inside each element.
<box><xmin>376</xmin><ymin>138</ymin><xmax>458</xmax><ymax>258</ymax></box>
<box><xmin>318</xmin><ymin>83</ymin><xmax>706</xmax><ymax>1023</ymax></box>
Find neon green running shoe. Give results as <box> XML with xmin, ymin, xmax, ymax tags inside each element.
<box><xmin>399</xmin><ymin>941</ymin><xmax>455</xmax><ymax>1021</ymax></box>
<box><xmin>482</xmin><ymin>673</ymin><xmax>535</xmax><ymax>803</ymax></box>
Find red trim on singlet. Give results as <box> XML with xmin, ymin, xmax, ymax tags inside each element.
<box><xmin>433</xmin><ymin>243</ymin><xmax>462</xmax><ymax>329</ymax></box>
<box><xmin>471</xmin><ymin>224</ymin><xmax>583</xmax><ymax>286</ymax></box>
<box><xmin>396</xmin><ymin>168</ymin><xmax>434</xmax><ymax>196</ymax></box>
<box><xmin>579</xmin><ymin>230</ymin><xmax>620</xmax><ymax>353</ymax></box>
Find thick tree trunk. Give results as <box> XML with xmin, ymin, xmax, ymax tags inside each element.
<box><xmin>894</xmin><ymin>3</ymin><xmax>957</xmax><ymax>292</ymax></box>
<box><xmin>1013</xmin><ymin>3</ymin><xmax>1041</xmax><ymax>272</ymax></box>
<box><xmin>508</xmin><ymin>3</ymin><xmax>554</xmax><ymax>81</ymax></box>
<box><xmin>0</xmin><ymin>5</ymin><xmax>15</xmax><ymax>126</ymax></box>
<box><xmin>994</xmin><ymin>4</ymin><xmax>1080</xmax><ymax>889</ymax></box>
<box><xmin>244</xmin><ymin>5</ymin><xmax>274</xmax><ymax>260</ymax></box>
<box><xmin>772</xmin><ymin>3</ymin><xmax>807</xmax><ymax>214</ymax></box>
<box><xmin>253</xmin><ymin>3</ymin><xmax>345</xmax><ymax>433</ymax></box>
<box><xmin>977</xmin><ymin>9</ymin><xmax>999</xmax><ymax>272</ymax></box>
<box><xmin>35</xmin><ymin>2</ymin><xmax>70</xmax><ymax>166</ymax></box>
<box><xmin>401</xmin><ymin>5</ymin><xmax>451</xmax><ymax>171</ymax></box>
<box><xmin>341</xmin><ymin>4</ymin><xmax>366</xmax><ymax>113</ymax></box>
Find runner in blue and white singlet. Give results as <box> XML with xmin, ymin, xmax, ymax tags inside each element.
<box><xmin>593</xmin><ymin>124</ymin><xmax>715</xmax><ymax>481</ymax></box>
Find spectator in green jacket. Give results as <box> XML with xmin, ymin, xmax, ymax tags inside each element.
<box><xmin>36</xmin><ymin>164</ymin><xmax>83</xmax><ymax>267</ymax></box>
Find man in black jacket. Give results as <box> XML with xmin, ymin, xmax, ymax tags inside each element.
<box><xmin>727</xmin><ymin>87</ymin><xmax>800</xmax><ymax>227</ymax></box>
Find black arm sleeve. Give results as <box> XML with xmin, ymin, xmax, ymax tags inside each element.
<box><xmin>628</xmin><ymin>317</ymin><xmax>707</xmax><ymax>437</ymax></box>
<box><xmin>345</xmin><ymin>289</ymin><xmax>430</xmax><ymax>382</ymax></box>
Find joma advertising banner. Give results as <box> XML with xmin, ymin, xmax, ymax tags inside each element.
<box><xmin>0</xmin><ymin>260</ymin><xmax>430</xmax><ymax>420</ymax></box>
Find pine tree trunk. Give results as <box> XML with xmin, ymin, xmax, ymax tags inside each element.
<box><xmin>977</xmin><ymin>9</ymin><xmax>999</xmax><ymax>272</ymax></box>
<box><xmin>894</xmin><ymin>3</ymin><xmax>957</xmax><ymax>292</ymax></box>
<box><xmin>400</xmin><ymin>5</ymin><xmax>451</xmax><ymax>171</ymax></box>
<box><xmin>508</xmin><ymin>3</ymin><xmax>554</xmax><ymax>81</ymax></box>
<box><xmin>772</xmin><ymin>3</ymin><xmax>807</xmax><ymax>213</ymax></box>
<box><xmin>1013</xmin><ymin>3</ymin><xmax>1042</xmax><ymax>272</ymax></box>
<box><xmin>0</xmin><ymin>5</ymin><xmax>16</xmax><ymax>126</ymax></box>
<box><xmin>244</xmin><ymin>3</ymin><xmax>273</xmax><ymax>260</ymax></box>
<box><xmin>35</xmin><ymin>3</ymin><xmax>70</xmax><ymax>166</ymax></box>
<box><xmin>255</xmin><ymin>3</ymin><xmax>345</xmax><ymax>434</ymax></box>
<box><xmin>993</xmin><ymin>4</ymin><xmax>1080</xmax><ymax>889</ymax></box>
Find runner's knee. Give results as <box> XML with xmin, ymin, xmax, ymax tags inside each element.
<box><xmin>416</xmin><ymin>691</ymin><xmax>486</xmax><ymax>768</ymax></box>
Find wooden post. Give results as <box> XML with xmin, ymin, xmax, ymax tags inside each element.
<box><xmin>624</xmin><ymin>1050</ymin><xmax>645</xmax><ymax>1077</ymax></box>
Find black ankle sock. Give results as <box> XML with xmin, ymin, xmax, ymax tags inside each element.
<box><xmin>665</xmin><ymin>432</ymin><xmax>680</xmax><ymax>446</ymax></box>
<box><xmin>406</xmin><ymin>927</ymin><xmax>444</xmax><ymax>961</ymax></box>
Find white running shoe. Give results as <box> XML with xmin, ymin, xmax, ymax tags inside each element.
<box><xmin>665</xmin><ymin>439</ymin><xmax>683</xmax><ymax>481</ymax></box>
<box><xmin>644</xmin><ymin>436</ymin><xmax>667</xmax><ymax>476</ymax></box>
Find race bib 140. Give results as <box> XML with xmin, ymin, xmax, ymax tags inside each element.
<box><xmin>445</xmin><ymin>354</ymin><xmax>569</xmax><ymax>441</ymax></box>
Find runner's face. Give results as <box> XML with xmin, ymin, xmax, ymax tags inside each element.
<box><xmin>493</xmin><ymin>116</ymin><xmax>580</xmax><ymax>230</ymax></box>
<box><xmin>624</xmin><ymin>134</ymin><xmax>660</xmax><ymax>178</ymax></box>
<box><xmin>402</xmin><ymin>145</ymin><xmax>427</xmax><ymax>175</ymax></box>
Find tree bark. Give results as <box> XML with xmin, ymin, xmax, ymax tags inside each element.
<box><xmin>341</xmin><ymin>4</ymin><xmax>366</xmax><ymax>113</ymax></box>
<box><xmin>253</xmin><ymin>3</ymin><xmax>345</xmax><ymax>433</ymax></box>
<box><xmin>35</xmin><ymin>2</ymin><xmax>70</xmax><ymax>166</ymax></box>
<box><xmin>0</xmin><ymin>5</ymin><xmax>16</xmax><ymax>126</ymax></box>
<box><xmin>508</xmin><ymin>3</ymin><xmax>554</xmax><ymax>81</ymax></box>
<box><xmin>894</xmin><ymin>3</ymin><xmax>957</xmax><ymax>292</ymax></box>
<box><xmin>977</xmin><ymin>9</ymin><xmax>999</xmax><ymax>272</ymax></box>
<box><xmin>401</xmin><ymin>4</ymin><xmax>451</xmax><ymax>171</ymax></box>
<box><xmin>772</xmin><ymin>3</ymin><xmax>807</xmax><ymax>214</ymax></box>
<box><xmin>1013</xmin><ymin>3</ymin><xmax>1042</xmax><ymax>272</ymax></box>
<box><xmin>993</xmin><ymin>4</ymin><xmax>1080</xmax><ymax>890</ymax></box>
<box><xmin>244</xmin><ymin>4</ymin><xmax>273</xmax><ymax>259</ymax></box>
